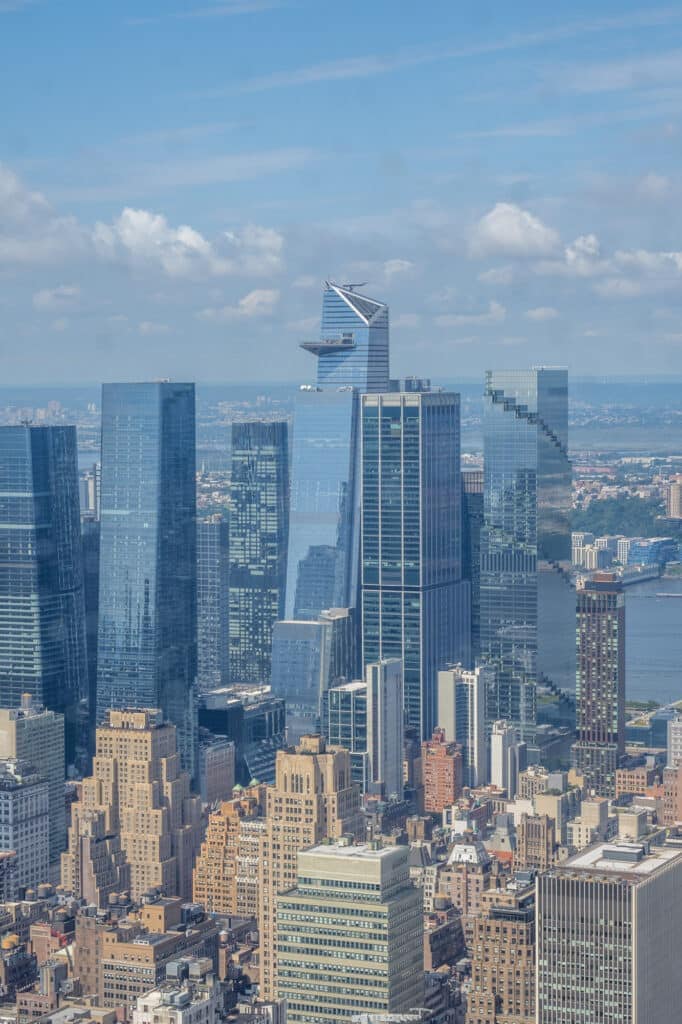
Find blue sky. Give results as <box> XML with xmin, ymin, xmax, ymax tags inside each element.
<box><xmin>2</xmin><ymin>0</ymin><xmax>682</xmax><ymax>383</ymax></box>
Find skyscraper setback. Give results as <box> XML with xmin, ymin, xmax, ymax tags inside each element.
<box><xmin>480</xmin><ymin>368</ymin><xmax>573</xmax><ymax>739</ymax></box>
<box><xmin>229</xmin><ymin>421</ymin><xmax>288</xmax><ymax>683</ymax></box>
<box><xmin>96</xmin><ymin>382</ymin><xmax>197</xmax><ymax>773</ymax></box>
<box><xmin>0</xmin><ymin>424</ymin><xmax>87</xmax><ymax>768</ymax></box>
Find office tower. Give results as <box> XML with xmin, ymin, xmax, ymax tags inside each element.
<box><xmin>480</xmin><ymin>368</ymin><xmax>573</xmax><ymax>740</ymax></box>
<box><xmin>361</xmin><ymin>389</ymin><xmax>469</xmax><ymax>739</ymax></box>
<box><xmin>271</xmin><ymin>607</ymin><xmax>356</xmax><ymax>743</ymax></box>
<box><xmin>572</xmin><ymin>573</ymin><xmax>625</xmax><ymax>798</ymax></box>
<box><xmin>192</xmin><ymin>785</ymin><xmax>265</xmax><ymax>915</ymax></box>
<box><xmin>197</xmin><ymin>734</ymin><xmax>235</xmax><ymax>804</ymax></box>
<box><xmin>325</xmin><ymin>680</ymin><xmax>368</xmax><ymax>789</ymax></box>
<box><xmin>60</xmin><ymin>803</ymin><xmax>130</xmax><ymax>907</ymax></box>
<box><xmin>0</xmin><ymin>424</ymin><xmax>88</xmax><ymax>769</ymax></box>
<box><xmin>365</xmin><ymin>658</ymin><xmax>404</xmax><ymax>801</ymax></box>
<box><xmin>79</xmin><ymin>462</ymin><xmax>101</xmax><ymax>519</ymax></box>
<box><xmin>198</xmin><ymin>686</ymin><xmax>286</xmax><ymax>785</ymax></box>
<box><xmin>229</xmin><ymin>421</ymin><xmax>289</xmax><ymax>683</ymax></box>
<box><xmin>0</xmin><ymin>695</ymin><xmax>65</xmax><ymax>864</ymax></box>
<box><xmin>537</xmin><ymin>840</ymin><xmax>682</xmax><ymax>1024</ymax></box>
<box><xmin>62</xmin><ymin>709</ymin><xmax>202</xmax><ymax>901</ymax></box>
<box><xmin>302</xmin><ymin>281</ymin><xmax>390</xmax><ymax>392</ymax></box>
<box><xmin>276</xmin><ymin>842</ymin><xmax>423</xmax><ymax>1023</ymax></box>
<box><xmin>81</xmin><ymin>516</ymin><xmax>100</xmax><ymax>753</ymax></box>
<box><xmin>462</xmin><ymin>469</ymin><xmax>484</xmax><ymax>660</ymax></box>
<box><xmin>466</xmin><ymin>877</ymin><xmax>535</xmax><ymax>1024</ymax></box>
<box><xmin>438</xmin><ymin>664</ymin><xmax>489</xmax><ymax>788</ymax></box>
<box><xmin>97</xmin><ymin>383</ymin><xmax>197</xmax><ymax>774</ymax></box>
<box><xmin>490</xmin><ymin>720</ymin><xmax>526</xmax><ymax>797</ymax></box>
<box><xmin>0</xmin><ymin>760</ymin><xmax>49</xmax><ymax>895</ymax></box>
<box><xmin>666</xmin><ymin>475</ymin><xmax>682</xmax><ymax>518</ymax></box>
<box><xmin>197</xmin><ymin>514</ymin><xmax>229</xmax><ymax>693</ymax></box>
<box><xmin>422</xmin><ymin>728</ymin><xmax>463</xmax><ymax>813</ymax></box>
<box><xmin>258</xmin><ymin>735</ymin><xmax>363</xmax><ymax>1001</ymax></box>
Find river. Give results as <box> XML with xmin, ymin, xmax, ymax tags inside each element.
<box><xmin>626</xmin><ymin>576</ymin><xmax>682</xmax><ymax>703</ymax></box>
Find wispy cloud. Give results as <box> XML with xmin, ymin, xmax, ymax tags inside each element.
<box><xmin>435</xmin><ymin>301</ymin><xmax>506</xmax><ymax>327</ymax></box>
<box><xmin>561</xmin><ymin>48</ymin><xmax>682</xmax><ymax>94</ymax></box>
<box><xmin>198</xmin><ymin>288</ymin><xmax>280</xmax><ymax>321</ymax></box>
<box><xmin>197</xmin><ymin>7</ymin><xmax>682</xmax><ymax>94</ymax></box>
<box><xmin>128</xmin><ymin>0</ymin><xmax>280</xmax><ymax>26</ymax></box>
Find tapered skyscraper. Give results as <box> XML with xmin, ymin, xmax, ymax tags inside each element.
<box><xmin>0</xmin><ymin>425</ymin><xmax>87</xmax><ymax>768</ymax></box>
<box><xmin>285</xmin><ymin>283</ymin><xmax>390</xmax><ymax>624</ymax></box>
<box><xmin>229</xmin><ymin>421</ymin><xmax>288</xmax><ymax>683</ymax></box>
<box><xmin>96</xmin><ymin>382</ymin><xmax>197</xmax><ymax>772</ymax></box>
<box><xmin>480</xmin><ymin>368</ymin><xmax>573</xmax><ymax>740</ymax></box>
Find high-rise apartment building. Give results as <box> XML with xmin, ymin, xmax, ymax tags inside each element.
<box><xmin>365</xmin><ymin>658</ymin><xmax>404</xmax><ymax>801</ymax></box>
<box><xmin>229</xmin><ymin>421</ymin><xmax>289</xmax><ymax>684</ymax></box>
<box><xmin>361</xmin><ymin>388</ymin><xmax>469</xmax><ymax>738</ymax></box>
<box><xmin>462</xmin><ymin>469</ymin><xmax>484</xmax><ymax>660</ymax></box>
<box><xmin>0</xmin><ymin>425</ymin><xmax>87</xmax><ymax>769</ymax></box>
<box><xmin>97</xmin><ymin>383</ymin><xmax>197</xmax><ymax>773</ymax></box>
<box><xmin>258</xmin><ymin>735</ymin><xmax>363</xmax><ymax>1000</ymax></box>
<box><xmin>276</xmin><ymin>842</ymin><xmax>423</xmax><ymax>1024</ymax></box>
<box><xmin>490</xmin><ymin>720</ymin><xmax>526</xmax><ymax>798</ymax></box>
<box><xmin>438</xmin><ymin>664</ymin><xmax>489</xmax><ymax>788</ymax></box>
<box><xmin>537</xmin><ymin>840</ymin><xmax>682</xmax><ymax>1023</ymax></box>
<box><xmin>197</xmin><ymin>514</ymin><xmax>229</xmax><ymax>693</ymax></box>
<box><xmin>61</xmin><ymin>709</ymin><xmax>202</xmax><ymax>902</ymax></box>
<box><xmin>466</xmin><ymin>877</ymin><xmax>535</xmax><ymax>1024</ymax></box>
<box><xmin>0</xmin><ymin>759</ymin><xmax>49</xmax><ymax>895</ymax></box>
<box><xmin>572</xmin><ymin>573</ymin><xmax>625</xmax><ymax>797</ymax></box>
<box><xmin>480</xmin><ymin>368</ymin><xmax>573</xmax><ymax>739</ymax></box>
<box><xmin>0</xmin><ymin>696</ymin><xmax>65</xmax><ymax>864</ymax></box>
<box><xmin>666</xmin><ymin>474</ymin><xmax>682</xmax><ymax>519</ymax></box>
<box><xmin>422</xmin><ymin>728</ymin><xmax>463</xmax><ymax>813</ymax></box>
<box><xmin>325</xmin><ymin>679</ymin><xmax>369</xmax><ymax>789</ymax></box>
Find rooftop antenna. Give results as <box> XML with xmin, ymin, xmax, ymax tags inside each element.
<box><xmin>342</xmin><ymin>282</ymin><xmax>367</xmax><ymax>292</ymax></box>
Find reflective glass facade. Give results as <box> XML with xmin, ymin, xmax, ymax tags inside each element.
<box><xmin>480</xmin><ymin>368</ymin><xmax>573</xmax><ymax>740</ymax></box>
<box><xmin>197</xmin><ymin>514</ymin><xmax>229</xmax><ymax>693</ymax></box>
<box><xmin>314</xmin><ymin>283</ymin><xmax>389</xmax><ymax>393</ymax></box>
<box><xmin>0</xmin><ymin>426</ymin><xmax>87</xmax><ymax>768</ymax></box>
<box><xmin>96</xmin><ymin>383</ymin><xmax>197</xmax><ymax>772</ymax></box>
<box><xmin>462</xmin><ymin>469</ymin><xmax>484</xmax><ymax>661</ymax></box>
<box><xmin>229</xmin><ymin>421</ymin><xmax>288</xmax><ymax>683</ymax></box>
<box><xmin>361</xmin><ymin>392</ymin><xmax>470</xmax><ymax>738</ymax></box>
<box><xmin>285</xmin><ymin>389</ymin><xmax>359</xmax><ymax>620</ymax></box>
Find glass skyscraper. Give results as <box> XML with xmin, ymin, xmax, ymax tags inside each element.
<box><xmin>462</xmin><ymin>469</ymin><xmax>484</xmax><ymax>661</ymax></box>
<box><xmin>480</xmin><ymin>368</ymin><xmax>573</xmax><ymax>740</ymax></box>
<box><xmin>96</xmin><ymin>382</ymin><xmax>197</xmax><ymax>772</ymax></box>
<box><xmin>0</xmin><ymin>425</ymin><xmax>87</xmax><ymax>768</ymax></box>
<box><xmin>285</xmin><ymin>283</ymin><xmax>390</xmax><ymax>624</ymax></box>
<box><xmin>197</xmin><ymin>514</ymin><xmax>229</xmax><ymax>693</ymax></box>
<box><xmin>361</xmin><ymin>390</ymin><xmax>470</xmax><ymax>738</ymax></box>
<box><xmin>228</xmin><ymin>421</ymin><xmax>289</xmax><ymax>683</ymax></box>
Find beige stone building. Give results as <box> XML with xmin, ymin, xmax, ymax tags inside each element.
<box><xmin>515</xmin><ymin>813</ymin><xmax>557</xmax><ymax>872</ymax></box>
<box><xmin>192</xmin><ymin>784</ymin><xmax>265</xmax><ymax>914</ymax></box>
<box><xmin>62</xmin><ymin>709</ymin><xmax>202</xmax><ymax>902</ymax></box>
<box><xmin>258</xmin><ymin>735</ymin><xmax>363</xmax><ymax>1000</ymax></box>
<box><xmin>466</xmin><ymin>879</ymin><xmax>536</xmax><ymax>1023</ymax></box>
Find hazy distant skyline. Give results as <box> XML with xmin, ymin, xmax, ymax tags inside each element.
<box><xmin>3</xmin><ymin>1</ymin><xmax>682</xmax><ymax>382</ymax></box>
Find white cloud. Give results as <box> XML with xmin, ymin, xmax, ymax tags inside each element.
<box><xmin>637</xmin><ymin>172</ymin><xmax>671</xmax><ymax>200</ymax></box>
<box><xmin>478</xmin><ymin>265</ymin><xmax>515</xmax><ymax>285</ymax></box>
<box><xmin>593</xmin><ymin>278</ymin><xmax>645</xmax><ymax>299</ymax></box>
<box><xmin>524</xmin><ymin>306</ymin><xmax>559</xmax><ymax>321</ymax></box>
<box><xmin>223</xmin><ymin>223</ymin><xmax>284</xmax><ymax>275</ymax></box>
<box><xmin>535</xmin><ymin>234</ymin><xmax>608</xmax><ymax>278</ymax></box>
<box><xmin>32</xmin><ymin>284</ymin><xmax>80</xmax><ymax>310</ymax></box>
<box><xmin>138</xmin><ymin>321</ymin><xmax>170</xmax><ymax>335</ymax></box>
<box><xmin>470</xmin><ymin>203</ymin><xmax>559</xmax><ymax>257</ymax></box>
<box><xmin>0</xmin><ymin>164</ymin><xmax>86</xmax><ymax>264</ymax></box>
<box><xmin>383</xmin><ymin>258</ymin><xmax>413</xmax><ymax>280</ymax></box>
<box><xmin>198</xmin><ymin>288</ymin><xmax>280</xmax><ymax>321</ymax></box>
<box><xmin>435</xmin><ymin>300</ymin><xmax>506</xmax><ymax>326</ymax></box>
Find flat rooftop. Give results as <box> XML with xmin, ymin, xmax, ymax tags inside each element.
<box><xmin>305</xmin><ymin>842</ymin><xmax>401</xmax><ymax>861</ymax></box>
<box><xmin>557</xmin><ymin>841</ymin><xmax>682</xmax><ymax>880</ymax></box>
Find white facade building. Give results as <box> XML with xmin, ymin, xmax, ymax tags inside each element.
<box><xmin>437</xmin><ymin>664</ymin><xmax>489</xmax><ymax>788</ymax></box>
<box><xmin>0</xmin><ymin>759</ymin><xmax>49</xmax><ymax>895</ymax></box>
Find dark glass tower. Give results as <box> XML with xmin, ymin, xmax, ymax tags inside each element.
<box><xmin>572</xmin><ymin>573</ymin><xmax>625</xmax><ymax>797</ymax></box>
<box><xmin>228</xmin><ymin>421</ymin><xmax>289</xmax><ymax>683</ymax></box>
<box><xmin>462</xmin><ymin>469</ymin><xmax>484</xmax><ymax>662</ymax></box>
<box><xmin>96</xmin><ymin>382</ymin><xmax>197</xmax><ymax>772</ymax></box>
<box><xmin>0</xmin><ymin>425</ymin><xmax>87</xmax><ymax>767</ymax></box>
<box><xmin>360</xmin><ymin>389</ymin><xmax>470</xmax><ymax>738</ymax></box>
<box><xmin>197</xmin><ymin>514</ymin><xmax>229</xmax><ymax>693</ymax></box>
<box><xmin>480</xmin><ymin>368</ymin><xmax>573</xmax><ymax>741</ymax></box>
